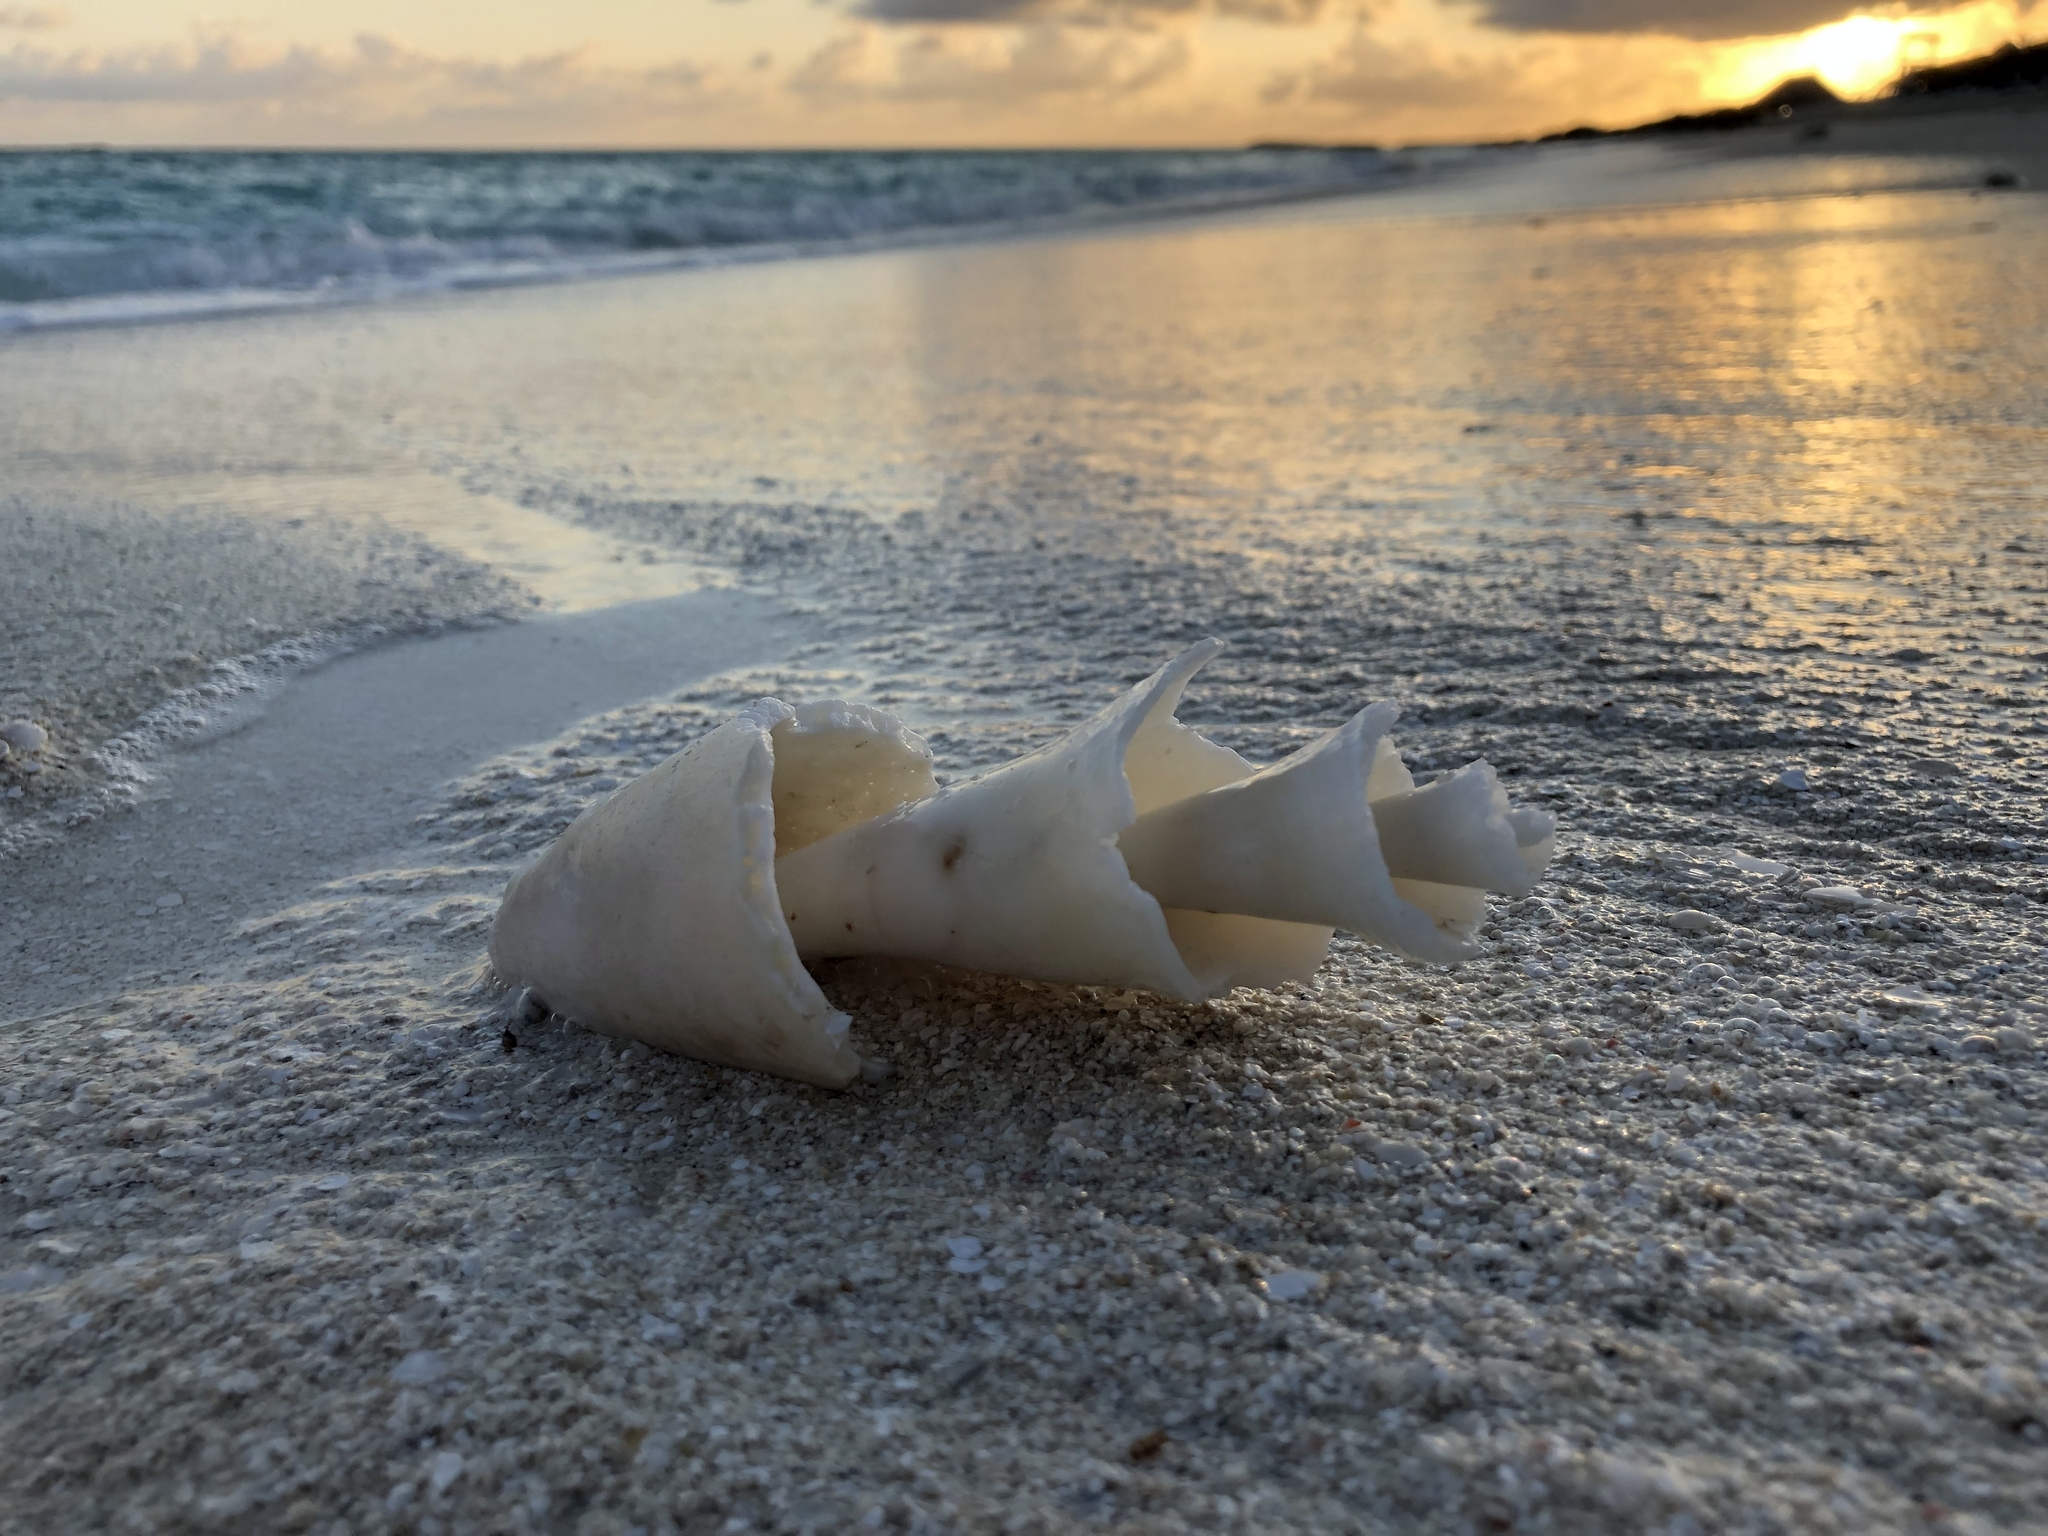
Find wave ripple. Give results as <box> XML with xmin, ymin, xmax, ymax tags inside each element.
<box><xmin>0</xmin><ymin>147</ymin><xmax>1409</xmax><ymax>329</ymax></box>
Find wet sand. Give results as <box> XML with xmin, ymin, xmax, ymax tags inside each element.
<box><xmin>1699</xmin><ymin>94</ymin><xmax>2048</xmax><ymax>192</ymax></box>
<box><xmin>3</xmin><ymin>124</ymin><xmax>2047</xmax><ymax>1536</ymax></box>
<box><xmin>3</xmin><ymin>590</ymin><xmax>794</xmax><ymax>1021</ymax></box>
<box><xmin>0</xmin><ymin>491</ymin><xmax>528</xmax><ymax>851</ymax></box>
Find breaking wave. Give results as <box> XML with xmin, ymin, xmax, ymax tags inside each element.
<box><xmin>0</xmin><ymin>146</ymin><xmax>1435</xmax><ymax>331</ymax></box>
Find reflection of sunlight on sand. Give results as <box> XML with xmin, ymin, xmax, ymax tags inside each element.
<box><xmin>996</xmin><ymin>165</ymin><xmax>2040</xmax><ymax>705</ymax></box>
<box><xmin>1221</xmin><ymin>137</ymin><xmax>2004</xmax><ymax>238</ymax></box>
<box><xmin>14</xmin><ymin>466</ymin><xmax>730</xmax><ymax>613</ymax></box>
<box><xmin>1256</xmin><ymin>172</ymin><xmax>2043</xmax><ymax>681</ymax></box>
<box><xmin>333</xmin><ymin>476</ymin><xmax>733</xmax><ymax>613</ymax></box>
<box><xmin>1602</xmin><ymin>181</ymin><xmax>2019</xmax><ymax>666</ymax></box>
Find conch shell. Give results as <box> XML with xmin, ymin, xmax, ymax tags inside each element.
<box><xmin>490</xmin><ymin>641</ymin><xmax>1554</xmax><ymax>1088</ymax></box>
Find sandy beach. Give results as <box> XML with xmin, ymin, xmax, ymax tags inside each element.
<box><xmin>4</xmin><ymin>122</ymin><xmax>2046</xmax><ymax>1536</ymax></box>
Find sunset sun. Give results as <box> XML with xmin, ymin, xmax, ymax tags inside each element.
<box><xmin>1799</xmin><ymin>15</ymin><xmax>1928</xmax><ymax>93</ymax></box>
<box><xmin>1708</xmin><ymin>5</ymin><xmax>2022</xmax><ymax>104</ymax></box>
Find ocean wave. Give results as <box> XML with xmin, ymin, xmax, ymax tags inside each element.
<box><xmin>0</xmin><ymin>147</ymin><xmax>1415</xmax><ymax>331</ymax></box>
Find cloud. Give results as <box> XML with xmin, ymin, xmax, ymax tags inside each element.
<box><xmin>1263</xmin><ymin>28</ymin><xmax>1521</xmax><ymax>107</ymax></box>
<box><xmin>1457</xmin><ymin>0</ymin><xmax>1910</xmax><ymax>42</ymax></box>
<box><xmin>0</xmin><ymin>20</ymin><xmax>1203</xmax><ymax>144</ymax></box>
<box><xmin>0</xmin><ymin>6</ymin><xmax>64</xmax><ymax>28</ymax></box>
<box><xmin>854</xmin><ymin>0</ymin><xmax>1331</xmax><ymax>26</ymax></box>
<box><xmin>1262</xmin><ymin>20</ymin><xmax>1705</xmax><ymax>135</ymax></box>
<box><xmin>792</xmin><ymin>22</ymin><xmax>1190</xmax><ymax>102</ymax></box>
<box><xmin>0</xmin><ymin>32</ymin><xmax>743</xmax><ymax>142</ymax></box>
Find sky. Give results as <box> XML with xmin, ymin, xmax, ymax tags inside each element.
<box><xmin>0</xmin><ymin>0</ymin><xmax>2041</xmax><ymax>148</ymax></box>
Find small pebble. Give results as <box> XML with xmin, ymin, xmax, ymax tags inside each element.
<box><xmin>0</xmin><ymin>719</ymin><xmax>47</xmax><ymax>755</ymax></box>
<box><xmin>1367</xmin><ymin>1139</ymin><xmax>1430</xmax><ymax>1168</ymax></box>
<box><xmin>1910</xmin><ymin>757</ymin><xmax>1963</xmax><ymax>779</ymax></box>
<box><xmin>1806</xmin><ymin>887</ymin><xmax>1871</xmax><ymax>911</ymax></box>
<box><xmin>390</xmin><ymin>1351</ymin><xmax>446</xmax><ymax>1386</ymax></box>
<box><xmin>426</xmin><ymin>1452</ymin><xmax>464</xmax><ymax>1496</ymax></box>
<box><xmin>1263</xmin><ymin>1269</ymin><xmax>1320</xmax><ymax>1301</ymax></box>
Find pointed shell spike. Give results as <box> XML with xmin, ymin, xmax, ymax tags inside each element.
<box><xmin>775</xmin><ymin>642</ymin><xmax>1238</xmax><ymax>999</ymax></box>
<box><xmin>1117</xmin><ymin>703</ymin><xmax>1477</xmax><ymax>962</ymax></box>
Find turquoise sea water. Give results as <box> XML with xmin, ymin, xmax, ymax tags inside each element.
<box><xmin>0</xmin><ymin>146</ymin><xmax>1415</xmax><ymax>327</ymax></box>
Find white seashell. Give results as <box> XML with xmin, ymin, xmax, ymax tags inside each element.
<box><xmin>490</xmin><ymin>640</ymin><xmax>1557</xmax><ymax>1086</ymax></box>
<box><xmin>489</xmin><ymin>698</ymin><xmax>938</xmax><ymax>1089</ymax></box>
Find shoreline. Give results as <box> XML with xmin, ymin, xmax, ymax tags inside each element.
<box><xmin>10</xmin><ymin>96</ymin><xmax>2044</xmax><ymax>345</ymax></box>
<box><xmin>0</xmin><ymin>468</ymin><xmax>736</xmax><ymax>859</ymax></box>
<box><xmin>4</xmin><ymin>102</ymin><xmax>2044</xmax><ymax>342</ymax></box>
<box><xmin>0</xmin><ymin>155</ymin><xmax>1464</xmax><ymax>340</ymax></box>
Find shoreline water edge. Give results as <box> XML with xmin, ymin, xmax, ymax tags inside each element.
<box><xmin>0</xmin><ymin>146</ymin><xmax>1439</xmax><ymax>335</ymax></box>
<box><xmin>3</xmin><ymin>128</ymin><xmax>2047</xmax><ymax>1534</ymax></box>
